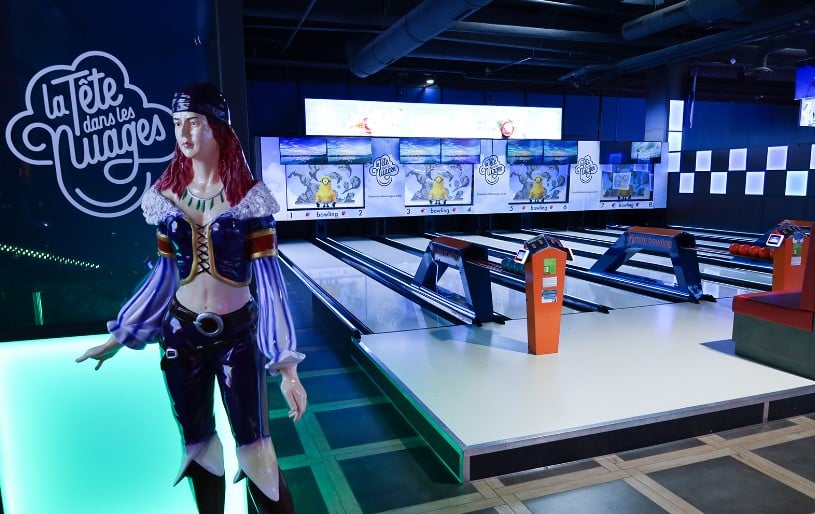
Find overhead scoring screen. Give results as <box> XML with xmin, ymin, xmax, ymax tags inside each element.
<box><xmin>304</xmin><ymin>98</ymin><xmax>563</xmax><ymax>139</ymax></box>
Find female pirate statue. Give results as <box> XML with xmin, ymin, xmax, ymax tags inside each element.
<box><xmin>77</xmin><ymin>82</ymin><xmax>306</xmax><ymax>514</ymax></box>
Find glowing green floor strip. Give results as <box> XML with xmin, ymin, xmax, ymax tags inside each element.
<box><xmin>0</xmin><ymin>335</ymin><xmax>244</xmax><ymax>513</ymax></box>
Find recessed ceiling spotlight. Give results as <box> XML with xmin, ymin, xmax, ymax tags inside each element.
<box><xmin>425</xmin><ymin>78</ymin><xmax>435</xmax><ymax>85</ymax></box>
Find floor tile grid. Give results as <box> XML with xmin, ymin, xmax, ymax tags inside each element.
<box><xmin>471</xmin><ymin>415</ymin><xmax>815</xmax><ymax>514</ymax></box>
<box><xmin>628</xmin><ymin>416</ymin><xmax>815</xmax><ymax>509</ymax></box>
<box><xmin>268</xmin><ymin>338</ymin><xmax>438</xmax><ymax>514</ymax></box>
<box><xmin>275</xmin><ymin>265</ymin><xmax>420</xmax><ymax>513</ymax></box>
<box><xmin>323</xmin><ymin>415</ymin><xmax>815</xmax><ymax>513</ymax></box>
<box><xmin>269</xmin><ymin>350</ymin><xmax>366</xmax><ymax>513</ymax></box>
<box><xmin>268</xmin><ymin>336</ymin><xmax>523</xmax><ymax>513</ymax></box>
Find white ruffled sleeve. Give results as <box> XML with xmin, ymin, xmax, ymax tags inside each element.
<box><xmin>107</xmin><ymin>256</ymin><xmax>177</xmax><ymax>349</ymax></box>
<box><xmin>107</xmin><ymin>186</ymin><xmax>180</xmax><ymax>349</ymax></box>
<box><xmin>253</xmin><ymin>256</ymin><xmax>305</xmax><ymax>373</ymax></box>
<box><xmin>237</xmin><ymin>183</ymin><xmax>304</xmax><ymax>372</ymax></box>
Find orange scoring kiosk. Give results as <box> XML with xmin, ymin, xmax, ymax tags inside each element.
<box><xmin>519</xmin><ymin>233</ymin><xmax>571</xmax><ymax>355</ymax></box>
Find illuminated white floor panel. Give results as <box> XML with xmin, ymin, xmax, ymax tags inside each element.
<box><xmin>359</xmin><ymin>298</ymin><xmax>815</xmax><ymax>448</ymax></box>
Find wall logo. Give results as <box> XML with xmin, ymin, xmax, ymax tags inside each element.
<box><xmin>478</xmin><ymin>155</ymin><xmax>505</xmax><ymax>185</ymax></box>
<box><xmin>5</xmin><ymin>50</ymin><xmax>174</xmax><ymax>218</ymax></box>
<box><xmin>573</xmin><ymin>155</ymin><xmax>598</xmax><ymax>183</ymax></box>
<box><xmin>368</xmin><ymin>154</ymin><xmax>399</xmax><ymax>186</ymax></box>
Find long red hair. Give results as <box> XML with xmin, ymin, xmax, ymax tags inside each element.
<box><xmin>154</xmin><ymin>120</ymin><xmax>255</xmax><ymax>206</ymax></box>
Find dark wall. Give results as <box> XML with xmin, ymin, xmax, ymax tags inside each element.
<box><xmin>683</xmin><ymin>101</ymin><xmax>811</xmax><ymax>149</ymax></box>
<box><xmin>666</xmin><ymin>100</ymin><xmax>815</xmax><ymax>232</ymax></box>
<box><xmin>0</xmin><ymin>0</ymin><xmax>214</xmax><ymax>335</ymax></box>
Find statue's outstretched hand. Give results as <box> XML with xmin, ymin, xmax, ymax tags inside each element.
<box><xmin>280</xmin><ymin>366</ymin><xmax>307</xmax><ymax>422</ymax></box>
<box><xmin>76</xmin><ymin>336</ymin><xmax>123</xmax><ymax>370</ymax></box>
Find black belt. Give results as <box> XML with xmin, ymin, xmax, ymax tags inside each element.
<box><xmin>169</xmin><ymin>297</ymin><xmax>255</xmax><ymax>338</ymax></box>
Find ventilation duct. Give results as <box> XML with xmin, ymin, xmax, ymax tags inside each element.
<box><xmin>747</xmin><ymin>35</ymin><xmax>813</xmax><ymax>77</ymax></box>
<box><xmin>622</xmin><ymin>0</ymin><xmax>759</xmax><ymax>41</ymax></box>
<box><xmin>562</xmin><ymin>6</ymin><xmax>814</xmax><ymax>85</ymax></box>
<box><xmin>743</xmin><ymin>53</ymin><xmax>772</xmax><ymax>77</ymax></box>
<box><xmin>347</xmin><ymin>0</ymin><xmax>493</xmax><ymax>78</ymax></box>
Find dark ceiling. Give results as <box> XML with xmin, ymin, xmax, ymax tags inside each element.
<box><xmin>242</xmin><ymin>0</ymin><xmax>815</xmax><ymax>105</ymax></box>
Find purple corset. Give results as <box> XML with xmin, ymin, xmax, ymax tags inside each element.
<box><xmin>159</xmin><ymin>213</ymin><xmax>276</xmax><ymax>286</ymax></box>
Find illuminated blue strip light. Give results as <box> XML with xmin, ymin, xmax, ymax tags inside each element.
<box><xmin>0</xmin><ymin>336</ymin><xmax>242</xmax><ymax>514</ymax></box>
<box><xmin>0</xmin><ymin>243</ymin><xmax>101</xmax><ymax>269</ymax></box>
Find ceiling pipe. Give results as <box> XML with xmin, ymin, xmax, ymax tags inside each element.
<box><xmin>449</xmin><ymin>21</ymin><xmax>625</xmax><ymax>45</ymax></box>
<box><xmin>409</xmin><ymin>50</ymin><xmax>594</xmax><ymax>69</ymax></box>
<box><xmin>245</xmin><ymin>57</ymin><xmax>609</xmax><ymax>89</ymax></box>
<box><xmin>253</xmin><ymin>18</ymin><xmax>632</xmax><ymax>46</ymax></box>
<box><xmin>245</xmin><ymin>9</ymin><xmax>647</xmax><ymax>48</ymax></box>
<box><xmin>278</xmin><ymin>0</ymin><xmax>316</xmax><ymax>56</ymax></box>
<box><xmin>622</xmin><ymin>0</ymin><xmax>759</xmax><ymax>41</ymax></box>
<box><xmin>244</xmin><ymin>8</ymin><xmax>393</xmax><ymax>27</ymax></box>
<box><xmin>561</xmin><ymin>6</ymin><xmax>814</xmax><ymax>85</ymax></box>
<box><xmin>347</xmin><ymin>0</ymin><xmax>493</xmax><ymax>78</ymax></box>
<box><xmin>516</xmin><ymin>0</ymin><xmax>609</xmax><ymax>14</ymax></box>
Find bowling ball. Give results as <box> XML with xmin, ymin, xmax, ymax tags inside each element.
<box><xmin>738</xmin><ymin>244</ymin><xmax>751</xmax><ymax>256</ymax></box>
<box><xmin>749</xmin><ymin>246</ymin><xmax>761</xmax><ymax>258</ymax></box>
<box><xmin>729</xmin><ymin>243</ymin><xmax>740</xmax><ymax>255</ymax></box>
<box><xmin>759</xmin><ymin>247</ymin><xmax>772</xmax><ymax>259</ymax></box>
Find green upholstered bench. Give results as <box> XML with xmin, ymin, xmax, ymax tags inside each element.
<box><xmin>731</xmin><ymin>238</ymin><xmax>815</xmax><ymax>379</ymax></box>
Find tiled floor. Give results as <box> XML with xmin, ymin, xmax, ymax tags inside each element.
<box><xmin>275</xmin><ymin>266</ymin><xmax>815</xmax><ymax>514</ymax></box>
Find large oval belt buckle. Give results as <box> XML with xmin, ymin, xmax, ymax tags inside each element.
<box><xmin>194</xmin><ymin>312</ymin><xmax>224</xmax><ymax>337</ymax></box>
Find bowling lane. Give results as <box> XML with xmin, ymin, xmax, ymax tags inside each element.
<box><xmin>334</xmin><ymin>236</ymin><xmax>577</xmax><ymax>317</ymax></box>
<box><xmin>278</xmin><ymin>240</ymin><xmax>456</xmax><ymax>333</ymax></box>
<box><xmin>544</xmin><ymin>229</ymin><xmax>772</xmax><ymax>290</ymax></box>
<box><xmin>389</xmin><ymin>235</ymin><xmax>671</xmax><ymax>310</ymax></box>
<box><xmin>665</xmin><ymin>225</ymin><xmax>762</xmax><ymax>242</ymax></box>
<box><xmin>493</xmin><ymin>231</ymin><xmax>759</xmax><ymax>299</ymax></box>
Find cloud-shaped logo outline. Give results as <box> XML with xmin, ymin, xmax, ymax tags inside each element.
<box><xmin>574</xmin><ymin>155</ymin><xmax>598</xmax><ymax>184</ymax></box>
<box><xmin>478</xmin><ymin>154</ymin><xmax>506</xmax><ymax>186</ymax></box>
<box><xmin>368</xmin><ymin>154</ymin><xmax>400</xmax><ymax>187</ymax></box>
<box><xmin>4</xmin><ymin>50</ymin><xmax>174</xmax><ymax>218</ymax></box>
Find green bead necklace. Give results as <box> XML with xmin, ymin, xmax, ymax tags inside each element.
<box><xmin>181</xmin><ymin>186</ymin><xmax>226</xmax><ymax>213</ymax></box>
